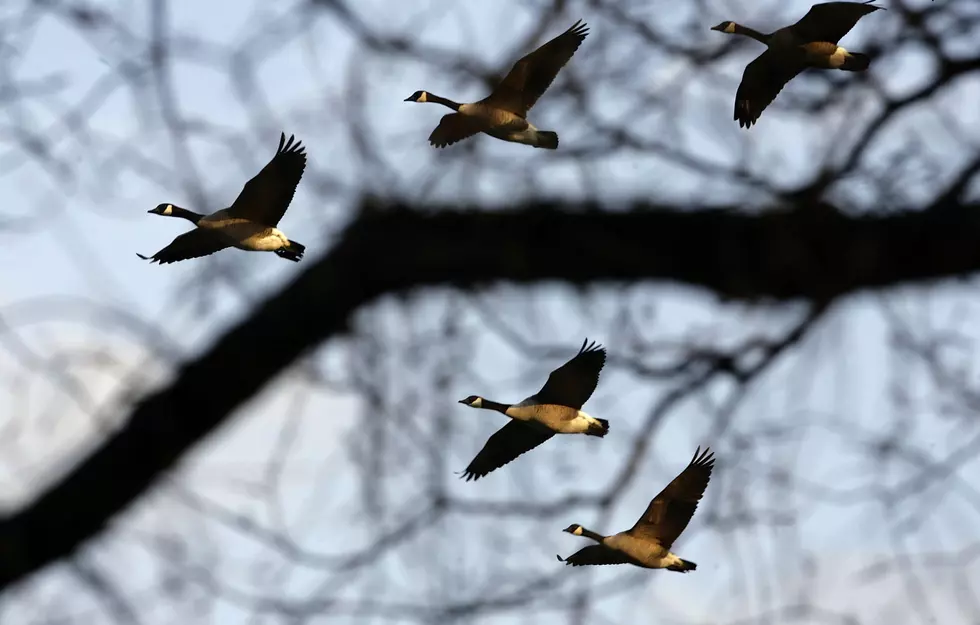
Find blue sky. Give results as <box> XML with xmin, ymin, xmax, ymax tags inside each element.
<box><xmin>1</xmin><ymin>0</ymin><xmax>978</xmax><ymax>623</ymax></box>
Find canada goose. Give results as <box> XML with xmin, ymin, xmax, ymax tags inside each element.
<box><xmin>457</xmin><ymin>338</ymin><xmax>608</xmax><ymax>481</ymax></box>
<box><xmin>557</xmin><ymin>447</ymin><xmax>715</xmax><ymax>572</ymax></box>
<box><xmin>710</xmin><ymin>1</ymin><xmax>882</xmax><ymax>128</ymax></box>
<box><xmin>138</xmin><ymin>132</ymin><xmax>307</xmax><ymax>264</ymax></box>
<box><xmin>404</xmin><ymin>20</ymin><xmax>589</xmax><ymax>149</ymax></box>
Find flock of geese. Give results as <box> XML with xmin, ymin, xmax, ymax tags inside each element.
<box><xmin>138</xmin><ymin>1</ymin><xmax>883</xmax><ymax>265</ymax></box>
<box><xmin>135</xmin><ymin>1</ymin><xmax>884</xmax><ymax>573</ymax></box>
<box><xmin>460</xmin><ymin>338</ymin><xmax>714</xmax><ymax>571</ymax></box>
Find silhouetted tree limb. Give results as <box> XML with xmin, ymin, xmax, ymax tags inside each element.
<box><xmin>2</xmin><ymin>197</ymin><xmax>980</xmax><ymax>591</ymax></box>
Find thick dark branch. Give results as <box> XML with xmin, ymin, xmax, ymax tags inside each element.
<box><xmin>344</xmin><ymin>199</ymin><xmax>980</xmax><ymax>302</ymax></box>
<box><xmin>1</xmin><ymin>198</ymin><xmax>979</xmax><ymax>592</ymax></box>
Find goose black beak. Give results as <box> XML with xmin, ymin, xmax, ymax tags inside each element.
<box><xmin>403</xmin><ymin>96</ymin><xmax>414</xmax><ymax>101</ymax></box>
<box><xmin>710</xmin><ymin>24</ymin><xmax>724</xmax><ymax>31</ymax></box>
<box><xmin>457</xmin><ymin>399</ymin><xmax>468</xmax><ymax>404</ymax></box>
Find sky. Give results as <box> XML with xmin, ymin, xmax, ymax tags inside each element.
<box><xmin>0</xmin><ymin>0</ymin><xmax>978</xmax><ymax>623</ymax></box>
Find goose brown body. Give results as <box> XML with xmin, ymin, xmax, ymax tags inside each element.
<box><xmin>558</xmin><ymin>447</ymin><xmax>716</xmax><ymax>571</ymax></box>
<box><xmin>457</xmin><ymin>338</ymin><xmax>609</xmax><ymax>481</ymax></box>
<box><xmin>139</xmin><ymin>132</ymin><xmax>308</xmax><ymax>264</ymax></box>
<box><xmin>405</xmin><ymin>20</ymin><xmax>589</xmax><ymax>149</ymax></box>
<box><xmin>711</xmin><ymin>1</ymin><xmax>882</xmax><ymax>128</ymax></box>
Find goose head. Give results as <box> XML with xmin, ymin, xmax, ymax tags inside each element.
<box><xmin>710</xmin><ymin>21</ymin><xmax>738</xmax><ymax>34</ymax></box>
<box><xmin>404</xmin><ymin>90</ymin><xmax>430</xmax><ymax>103</ymax></box>
<box><xmin>562</xmin><ymin>524</ymin><xmax>585</xmax><ymax>536</ymax></box>
<box><xmin>148</xmin><ymin>203</ymin><xmax>175</xmax><ymax>216</ymax></box>
<box><xmin>458</xmin><ymin>395</ymin><xmax>484</xmax><ymax>408</ymax></box>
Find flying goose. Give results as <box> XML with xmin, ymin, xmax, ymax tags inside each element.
<box><xmin>558</xmin><ymin>447</ymin><xmax>715</xmax><ymax>572</ymax></box>
<box><xmin>138</xmin><ymin>132</ymin><xmax>307</xmax><ymax>264</ymax></box>
<box><xmin>404</xmin><ymin>20</ymin><xmax>589</xmax><ymax>149</ymax></box>
<box><xmin>710</xmin><ymin>1</ymin><xmax>882</xmax><ymax>128</ymax></box>
<box><xmin>457</xmin><ymin>338</ymin><xmax>608</xmax><ymax>481</ymax></box>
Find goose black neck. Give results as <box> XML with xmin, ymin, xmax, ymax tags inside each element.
<box><xmin>172</xmin><ymin>206</ymin><xmax>204</xmax><ymax>224</ymax></box>
<box><xmin>480</xmin><ymin>399</ymin><xmax>512</xmax><ymax>414</ymax></box>
<box><xmin>427</xmin><ymin>94</ymin><xmax>463</xmax><ymax>111</ymax></box>
<box><xmin>733</xmin><ymin>24</ymin><xmax>770</xmax><ymax>44</ymax></box>
<box><xmin>579</xmin><ymin>527</ymin><xmax>606</xmax><ymax>543</ymax></box>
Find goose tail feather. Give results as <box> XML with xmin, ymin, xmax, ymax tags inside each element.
<box><xmin>586</xmin><ymin>418</ymin><xmax>609</xmax><ymax>438</ymax></box>
<box><xmin>840</xmin><ymin>52</ymin><xmax>870</xmax><ymax>71</ymax></box>
<box><xmin>667</xmin><ymin>559</ymin><xmax>697</xmax><ymax>573</ymax></box>
<box><xmin>276</xmin><ymin>240</ymin><xmax>306</xmax><ymax>262</ymax></box>
<box><xmin>534</xmin><ymin>130</ymin><xmax>559</xmax><ymax>149</ymax></box>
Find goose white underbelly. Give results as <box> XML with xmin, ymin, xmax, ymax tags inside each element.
<box><xmin>201</xmin><ymin>219</ymin><xmax>288</xmax><ymax>251</ymax></box>
<box><xmin>236</xmin><ymin>229</ymin><xmax>289</xmax><ymax>251</ymax></box>
<box><xmin>486</xmin><ymin>122</ymin><xmax>540</xmax><ymax>146</ymax></box>
<box><xmin>603</xmin><ymin>534</ymin><xmax>673</xmax><ymax>568</ymax></box>
<box><xmin>504</xmin><ymin>402</ymin><xmax>603</xmax><ymax>433</ymax></box>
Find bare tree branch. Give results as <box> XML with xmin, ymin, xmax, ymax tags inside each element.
<box><xmin>2</xmin><ymin>195</ymin><xmax>980</xmax><ymax>591</ymax></box>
